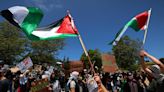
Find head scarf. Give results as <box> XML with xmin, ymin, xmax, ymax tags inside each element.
<box><xmin>66</xmin><ymin>71</ymin><xmax>79</xmax><ymax>86</ymax></box>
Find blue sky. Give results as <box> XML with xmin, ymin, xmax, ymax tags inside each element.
<box><xmin>0</xmin><ymin>0</ymin><xmax>164</xmax><ymax>60</ymax></box>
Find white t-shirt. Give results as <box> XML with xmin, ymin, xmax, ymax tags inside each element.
<box><xmin>53</xmin><ymin>80</ymin><xmax>61</xmax><ymax>92</ymax></box>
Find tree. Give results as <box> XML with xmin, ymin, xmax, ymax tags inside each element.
<box><xmin>80</xmin><ymin>49</ymin><xmax>102</xmax><ymax>70</ymax></box>
<box><xmin>29</xmin><ymin>39</ymin><xmax>65</xmax><ymax>63</ymax></box>
<box><xmin>0</xmin><ymin>21</ymin><xmax>28</xmax><ymax>64</ymax></box>
<box><xmin>112</xmin><ymin>36</ymin><xmax>142</xmax><ymax>70</ymax></box>
<box><xmin>0</xmin><ymin>21</ymin><xmax>65</xmax><ymax>64</ymax></box>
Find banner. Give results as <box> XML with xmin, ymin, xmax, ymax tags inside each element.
<box><xmin>17</xmin><ymin>57</ymin><xmax>33</xmax><ymax>73</ymax></box>
<box><xmin>101</xmin><ymin>54</ymin><xmax>118</xmax><ymax>73</ymax></box>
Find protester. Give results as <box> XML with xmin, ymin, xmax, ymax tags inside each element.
<box><xmin>127</xmin><ymin>73</ymin><xmax>138</xmax><ymax>92</ymax></box>
<box><xmin>94</xmin><ymin>74</ymin><xmax>108</xmax><ymax>92</ymax></box>
<box><xmin>120</xmin><ymin>72</ymin><xmax>128</xmax><ymax>92</ymax></box>
<box><xmin>66</xmin><ymin>71</ymin><xmax>80</xmax><ymax>92</ymax></box>
<box><xmin>50</xmin><ymin>72</ymin><xmax>61</xmax><ymax>92</ymax></box>
<box><xmin>140</xmin><ymin>50</ymin><xmax>164</xmax><ymax>73</ymax></box>
<box><xmin>0</xmin><ymin>69</ymin><xmax>10</xmax><ymax>92</ymax></box>
<box><xmin>18</xmin><ymin>71</ymin><xmax>29</xmax><ymax>92</ymax></box>
<box><xmin>1</xmin><ymin>53</ymin><xmax>164</xmax><ymax>92</ymax></box>
<box><xmin>140</xmin><ymin>50</ymin><xmax>164</xmax><ymax>92</ymax></box>
<box><xmin>78</xmin><ymin>76</ymin><xmax>88</xmax><ymax>92</ymax></box>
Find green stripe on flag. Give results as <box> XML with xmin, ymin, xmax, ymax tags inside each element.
<box><xmin>126</xmin><ymin>19</ymin><xmax>140</xmax><ymax>32</ymax></box>
<box><xmin>39</xmin><ymin>34</ymin><xmax>78</xmax><ymax>40</ymax></box>
<box><xmin>20</xmin><ymin>7</ymin><xmax>43</xmax><ymax>40</ymax></box>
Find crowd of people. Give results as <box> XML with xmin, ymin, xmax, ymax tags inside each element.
<box><xmin>0</xmin><ymin>50</ymin><xmax>164</xmax><ymax>92</ymax></box>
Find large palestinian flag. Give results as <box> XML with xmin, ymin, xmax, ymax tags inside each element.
<box><xmin>1</xmin><ymin>6</ymin><xmax>78</xmax><ymax>40</ymax></box>
<box><xmin>111</xmin><ymin>10</ymin><xmax>151</xmax><ymax>45</ymax></box>
<box><xmin>32</xmin><ymin>14</ymin><xmax>78</xmax><ymax>40</ymax></box>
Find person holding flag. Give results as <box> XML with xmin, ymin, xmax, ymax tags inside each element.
<box><xmin>140</xmin><ymin>50</ymin><xmax>164</xmax><ymax>92</ymax></box>
<box><xmin>140</xmin><ymin>50</ymin><xmax>164</xmax><ymax>73</ymax></box>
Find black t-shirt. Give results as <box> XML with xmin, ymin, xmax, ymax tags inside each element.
<box><xmin>0</xmin><ymin>79</ymin><xmax>10</xmax><ymax>92</ymax></box>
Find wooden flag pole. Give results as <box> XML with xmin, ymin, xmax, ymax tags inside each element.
<box><xmin>77</xmin><ymin>34</ymin><xmax>96</xmax><ymax>74</ymax></box>
<box><xmin>143</xmin><ymin>8</ymin><xmax>152</xmax><ymax>45</ymax></box>
<box><xmin>67</xmin><ymin>11</ymin><xmax>95</xmax><ymax>74</ymax></box>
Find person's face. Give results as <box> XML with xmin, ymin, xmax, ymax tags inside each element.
<box><xmin>0</xmin><ymin>72</ymin><xmax>4</xmax><ymax>78</ymax></box>
<box><xmin>124</xmin><ymin>75</ymin><xmax>127</xmax><ymax>79</ymax></box>
<box><xmin>52</xmin><ymin>74</ymin><xmax>55</xmax><ymax>77</ymax></box>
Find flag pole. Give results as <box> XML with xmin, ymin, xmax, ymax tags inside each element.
<box><xmin>67</xmin><ymin>10</ymin><xmax>95</xmax><ymax>74</ymax></box>
<box><xmin>143</xmin><ymin>8</ymin><xmax>152</xmax><ymax>45</ymax></box>
<box><xmin>77</xmin><ymin>34</ymin><xmax>96</xmax><ymax>74</ymax></box>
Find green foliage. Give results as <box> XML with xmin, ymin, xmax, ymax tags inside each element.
<box><xmin>112</xmin><ymin>36</ymin><xmax>142</xmax><ymax>70</ymax></box>
<box><xmin>80</xmin><ymin>49</ymin><xmax>102</xmax><ymax>70</ymax></box>
<box><xmin>0</xmin><ymin>21</ymin><xmax>28</xmax><ymax>64</ymax></box>
<box><xmin>0</xmin><ymin>21</ymin><xmax>65</xmax><ymax>64</ymax></box>
<box><xmin>145</xmin><ymin>62</ymin><xmax>155</xmax><ymax>65</ymax></box>
<box><xmin>29</xmin><ymin>53</ymin><xmax>54</xmax><ymax>64</ymax></box>
<box><xmin>129</xmin><ymin>64</ymin><xmax>139</xmax><ymax>71</ymax></box>
<box><xmin>29</xmin><ymin>37</ymin><xmax>65</xmax><ymax>63</ymax></box>
<box><xmin>31</xmin><ymin>40</ymin><xmax>64</xmax><ymax>54</ymax></box>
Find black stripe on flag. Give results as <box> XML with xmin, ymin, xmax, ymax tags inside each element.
<box><xmin>1</xmin><ymin>10</ymin><xmax>20</xmax><ymax>28</ymax></box>
<box><xmin>36</xmin><ymin>17</ymin><xmax>64</xmax><ymax>31</ymax></box>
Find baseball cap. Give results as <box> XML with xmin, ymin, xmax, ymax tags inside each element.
<box><xmin>149</xmin><ymin>65</ymin><xmax>161</xmax><ymax>78</ymax></box>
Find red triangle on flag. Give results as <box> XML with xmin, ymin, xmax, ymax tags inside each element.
<box><xmin>57</xmin><ymin>15</ymin><xmax>78</xmax><ymax>34</ymax></box>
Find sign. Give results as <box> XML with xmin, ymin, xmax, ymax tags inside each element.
<box><xmin>17</xmin><ymin>57</ymin><xmax>33</xmax><ymax>73</ymax></box>
<box><xmin>101</xmin><ymin>54</ymin><xmax>118</xmax><ymax>73</ymax></box>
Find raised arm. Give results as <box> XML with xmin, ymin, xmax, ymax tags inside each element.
<box><xmin>94</xmin><ymin>75</ymin><xmax>108</xmax><ymax>92</ymax></box>
<box><xmin>141</xmin><ymin>50</ymin><xmax>164</xmax><ymax>71</ymax></box>
<box><xmin>140</xmin><ymin>51</ymin><xmax>153</xmax><ymax>77</ymax></box>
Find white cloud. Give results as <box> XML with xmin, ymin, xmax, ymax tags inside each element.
<box><xmin>28</xmin><ymin>0</ymin><xmax>63</xmax><ymax>12</ymax></box>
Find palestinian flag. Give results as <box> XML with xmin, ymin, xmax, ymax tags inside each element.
<box><xmin>32</xmin><ymin>14</ymin><xmax>78</xmax><ymax>40</ymax></box>
<box><xmin>1</xmin><ymin>6</ymin><xmax>78</xmax><ymax>40</ymax></box>
<box><xmin>0</xmin><ymin>6</ymin><xmax>43</xmax><ymax>40</ymax></box>
<box><xmin>111</xmin><ymin>10</ymin><xmax>151</xmax><ymax>45</ymax></box>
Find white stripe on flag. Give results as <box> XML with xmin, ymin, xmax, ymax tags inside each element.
<box><xmin>32</xmin><ymin>26</ymin><xmax>61</xmax><ymax>38</ymax></box>
<box><xmin>9</xmin><ymin>6</ymin><xmax>29</xmax><ymax>25</ymax></box>
<box><xmin>113</xmin><ymin>25</ymin><xmax>129</xmax><ymax>45</ymax></box>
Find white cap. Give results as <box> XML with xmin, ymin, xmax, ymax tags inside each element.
<box><xmin>70</xmin><ymin>71</ymin><xmax>79</xmax><ymax>79</ymax></box>
<box><xmin>150</xmin><ymin>65</ymin><xmax>161</xmax><ymax>78</ymax></box>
